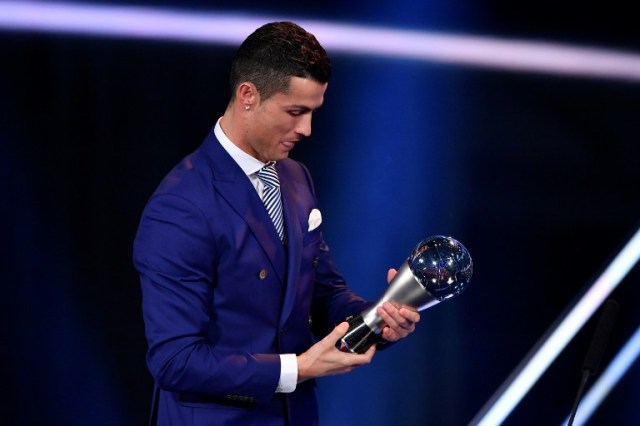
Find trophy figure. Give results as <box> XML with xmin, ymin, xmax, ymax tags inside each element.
<box><xmin>340</xmin><ymin>235</ymin><xmax>473</xmax><ymax>353</ymax></box>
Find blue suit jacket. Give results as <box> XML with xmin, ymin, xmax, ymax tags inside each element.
<box><xmin>133</xmin><ymin>127</ymin><xmax>369</xmax><ymax>425</ymax></box>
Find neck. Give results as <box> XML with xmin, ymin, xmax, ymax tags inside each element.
<box><xmin>219</xmin><ymin>102</ymin><xmax>246</xmax><ymax>149</ymax></box>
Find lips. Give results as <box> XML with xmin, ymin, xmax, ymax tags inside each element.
<box><xmin>281</xmin><ymin>141</ymin><xmax>296</xmax><ymax>150</ymax></box>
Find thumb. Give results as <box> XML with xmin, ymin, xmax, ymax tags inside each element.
<box><xmin>326</xmin><ymin>322</ymin><xmax>349</xmax><ymax>344</ymax></box>
<box><xmin>387</xmin><ymin>268</ymin><xmax>398</xmax><ymax>284</ymax></box>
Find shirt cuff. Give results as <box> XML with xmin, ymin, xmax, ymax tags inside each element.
<box><xmin>276</xmin><ymin>353</ymin><xmax>298</xmax><ymax>393</ymax></box>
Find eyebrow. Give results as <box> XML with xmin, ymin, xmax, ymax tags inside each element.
<box><xmin>287</xmin><ymin>104</ymin><xmax>322</xmax><ymax>111</ymax></box>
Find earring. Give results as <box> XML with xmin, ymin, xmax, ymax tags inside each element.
<box><xmin>244</xmin><ymin>104</ymin><xmax>250</xmax><ymax>111</ymax></box>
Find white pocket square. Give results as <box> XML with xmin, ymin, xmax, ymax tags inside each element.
<box><xmin>307</xmin><ymin>208</ymin><xmax>322</xmax><ymax>231</ymax></box>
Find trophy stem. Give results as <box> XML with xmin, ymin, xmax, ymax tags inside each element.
<box><xmin>340</xmin><ymin>314</ymin><xmax>380</xmax><ymax>354</ymax></box>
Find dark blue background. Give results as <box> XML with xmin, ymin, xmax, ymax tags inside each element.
<box><xmin>1</xmin><ymin>1</ymin><xmax>639</xmax><ymax>425</ymax></box>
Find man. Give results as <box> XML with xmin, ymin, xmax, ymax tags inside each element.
<box><xmin>133</xmin><ymin>21</ymin><xmax>420</xmax><ymax>425</ymax></box>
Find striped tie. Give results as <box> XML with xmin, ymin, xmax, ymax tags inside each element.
<box><xmin>255</xmin><ymin>162</ymin><xmax>287</xmax><ymax>244</ymax></box>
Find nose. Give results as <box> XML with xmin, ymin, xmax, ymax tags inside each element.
<box><xmin>296</xmin><ymin>113</ymin><xmax>312</xmax><ymax>138</ymax></box>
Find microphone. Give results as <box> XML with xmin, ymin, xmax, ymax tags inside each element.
<box><xmin>582</xmin><ymin>299</ymin><xmax>619</xmax><ymax>375</ymax></box>
<box><xmin>567</xmin><ymin>299</ymin><xmax>619</xmax><ymax>426</ymax></box>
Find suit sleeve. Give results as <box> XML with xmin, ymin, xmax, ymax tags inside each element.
<box><xmin>133</xmin><ymin>192</ymin><xmax>280</xmax><ymax>402</ymax></box>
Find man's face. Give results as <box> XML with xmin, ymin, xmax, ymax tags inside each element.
<box><xmin>244</xmin><ymin>76</ymin><xmax>327</xmax><ymax>163</ymax></box>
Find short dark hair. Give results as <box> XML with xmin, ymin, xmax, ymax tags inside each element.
<box><xmin>229</xmin><ymin>22</ymin><xmax>332</xmax><ymax>101</ymax></box>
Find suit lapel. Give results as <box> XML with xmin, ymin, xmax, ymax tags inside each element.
<box><xmin>202</xmin><ymin>132</ymin><xmax>286</xmax><ymax>282</ymax></box>
<box><xmin>277</xmin><ymin>162</ymin><xmax>304</xmax><ymax>328</ymax></box>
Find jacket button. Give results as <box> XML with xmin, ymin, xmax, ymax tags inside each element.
<box><xmin>313</xmin><ymin>256</ymin><xmax>319</xmax><ymax>268</ymax></box>
<box><xmin>258</xmin><ymin>269</ymin><xmax>268</xmax><ymax>280</ymax></box>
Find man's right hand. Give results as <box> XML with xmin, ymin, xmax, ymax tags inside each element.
<box><xmin>296</xmin><ymin>322</ymin><xmax>376</xmax><ymax>383</ymax></box>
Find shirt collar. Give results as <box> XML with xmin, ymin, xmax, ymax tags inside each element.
<box><xmin>214</xmin><ymin>117</ymin><xmax>266</xmax><ymax>176</ymax></box>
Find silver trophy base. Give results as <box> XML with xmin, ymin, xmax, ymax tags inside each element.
<box><xmin>340</xmin><ymin>314</ymin><xmax>380</xmax><ymax>354</ymax></box>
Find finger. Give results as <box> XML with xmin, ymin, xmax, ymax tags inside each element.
<box><xmin>325</xmin><ymin>322</ymin><xmax>350</xmax><ymax>346</ymax></box>
<box><xmin>390</xmin><ymin>304</ymin><xmax>420</xmax><ymax>328</ymax></box>
<box><xmin>381</xmin><ymin>326</ymin><xmax>398</xmax><ymax>342</ymax></box>
<box><xmin>386</xmin><ymin>268</ymin><xmax>397</xmax><ymax>284</ymax></box>
<box><xmin>334</xmin><ymin>321</ymin><xmax>350</xmax><ymax>335</ymax></box>
<box><xmin>378</xmin><ymin>302</ymin><xmax>412</xmax><ymax>330</ymax></box>
<box><xmin>399</xmin><ymin>306</ymin><xmax>420</xmax><ymax>324</ymax></box>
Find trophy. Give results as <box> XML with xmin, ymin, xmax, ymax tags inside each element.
<box><xmin>340</xmin><ymin>235</ymin><xmax>473</xmax><ymax>353</ymax></box>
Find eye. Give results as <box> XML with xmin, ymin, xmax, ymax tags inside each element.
<box><xmin>288</xmin><ymin>110</ymin><xmax>303</xmax><ymax>116</ymax></box>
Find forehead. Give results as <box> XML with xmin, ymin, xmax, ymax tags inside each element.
<box><xmin>271</xmin><ymin>76</ymin><xmax>327</xmax><ymax>109</ymax></box>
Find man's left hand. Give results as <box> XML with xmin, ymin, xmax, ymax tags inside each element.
<box><xmin>377</xmin><ymin>268</ymin><xmax>420</xmax><ymax>342</ymax></box>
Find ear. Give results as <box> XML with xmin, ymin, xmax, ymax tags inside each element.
<box><xmin>236</xmin><ymin>82</ymin><xmax>259</xmax><ymax>109</ymax></box>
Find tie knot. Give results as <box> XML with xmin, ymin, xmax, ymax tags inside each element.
<box><xmin>255</xmin><ymin>162</ymin><xmax>280</xmax><ymax>189</ymax></box>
